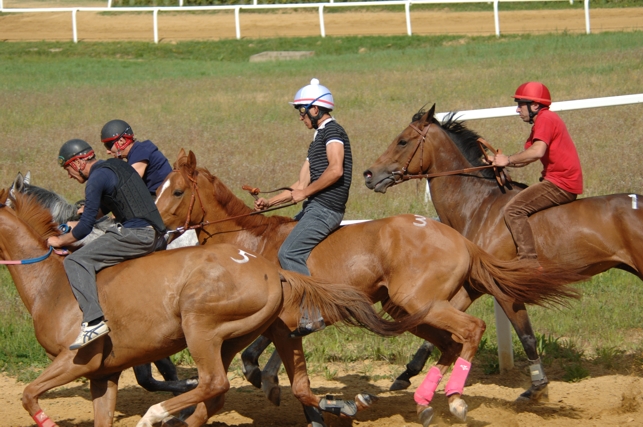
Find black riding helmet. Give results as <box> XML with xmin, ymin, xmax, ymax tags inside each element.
<box><xmin>58</xmin><ymin>139</ymin><xmax>95</xmax><ymax>167</ymax></box>
<box><xmin>101</xmin><ymin>119</ymin><xmax>134</xmax><ymax>149</ymax></box>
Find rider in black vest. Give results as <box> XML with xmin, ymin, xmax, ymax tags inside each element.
<box><xmin>48</xmin><ymin>139</ymin><xmax>166</xmax><ymax>350</ymax></box>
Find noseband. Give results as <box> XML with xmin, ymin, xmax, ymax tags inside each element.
<box><xmin>391</xmin><ymin>122</ymin><xmax>510</xmax><ymax>188</ymax></box>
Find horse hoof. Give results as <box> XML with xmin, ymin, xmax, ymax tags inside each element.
<box><xmin>161</xmin><ymin>416</ymin><xmax>188</xmax><ymax>427</ymax></box>
<box><xmin>355</xmin><ymin>393</ymin><xmax>379</xmax><ymax>410</ymax></box>
<box><xmin>449</xmin><ymin>397</ymin><xmax>468</xmax><ymax>421</ymax></box>
<box><xmin>418</xmin><ymin>406</ymin><xmax>434</xmax><ymax>427</ymax></box>
<box><xmin>389</xmin><ymin>378</ymin><xmax>412</xmax><ymax>391</ymax></box>
<box><xmin>262</xmin><ymin>382</ymin><xmax>281</xmax><ymax>406</ymax></box>
<box><xmin>242</xmin><ymin>365</ymin><xmax>262</xmax><ymax>389</ymax></box>
<box><xmin>517</xmin><ymin>384</ymin><xmax>549</xmax><ymax>402</ymax></box>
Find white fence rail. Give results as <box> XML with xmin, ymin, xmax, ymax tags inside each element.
<box><xmin>433</xmin><ymin>93</ymin><xmax>643</xmax><ymax>371</ymax></box>
<box><xmin>1</xmin><ymin>0</ymin><xmax>590</xmax><ymax>43</ymax></box>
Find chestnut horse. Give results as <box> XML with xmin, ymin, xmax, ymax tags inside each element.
<box><xmin>364</xmin><ymin>104</ymin><xmax>643</xmax><ymax>401</ymax></box>
<box><xmin>8</xmin><ymin>171</ymin><xmax>198</xmax><ymax>399</ymax></box>
<box><xmin>155</xmin><ymin>149</ymin><xmax>582</xmax><ymax>425</ymax></box>
<box><xmin>0</xmin><ymin>190</ymin><xmax>407</xmax><ymax>427</ymax></box>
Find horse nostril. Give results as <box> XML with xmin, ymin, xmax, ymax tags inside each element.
<box><xmin>364</xmin><ymin>171</ymin><xmax>372</xmax><ymax>179</ymax></box>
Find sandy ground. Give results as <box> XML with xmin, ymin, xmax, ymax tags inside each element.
<box><xmin>0</xmin><ymin>3</ymin><xmax>642</xmax><ymax>42</ymax></box>
<box><xmin>2</xmin><ymin>359</ymin><xmax>643</xmax><ymax>426</ymax></box>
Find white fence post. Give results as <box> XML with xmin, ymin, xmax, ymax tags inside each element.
<box><xmin>153</xmin><ymin>8</ymin><xmax>159</xmax><ymax>44</ymax></box>
<box><xmin>494</xmin><ymin>298</ymin><xmax>514</xmax><ymax>371</ymax></box>
<box><xmin>235</xmin><ymin>7</ymin><xmax>241</xmax><ymax>40</ymax></box>
<box><xmin>72</xmin><ymin>9</ymin><xmax>78</xmax><ymax>43</ymax></box>
<box><xmin>493</xmin><ymin>0</ymin><xmax>500</xmax><ymax>37</ymax></box>
<box><xmin>405</xmin><ymin>1</ymin><xmax>412</xmax><ymax>36</ymax></box>
<box><xmin>319</xmin><ymin>5</ymin><xmax>326</xmax><ymax>38</ymax></box>
<box><xmin>107</xmin><ymin>0</ymin><xmax>112</xmax><ymax>8</ymax></box>
<box><xmin>584</xmin><ymin>0</ymin><xmax>591</xmax><ymax>34</ymax></box>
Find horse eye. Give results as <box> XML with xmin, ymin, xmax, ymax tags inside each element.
<box><xmin>398</xmin><ymin>139</ymin><xmax>408</xmax><ymax>147</ymax></box>
<box><xmin>172</xmin><ymin>190</ymin><xmax>184</xmax><ymax>197</ymax></box>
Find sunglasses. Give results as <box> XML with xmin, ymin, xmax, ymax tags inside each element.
<box><xmin>295</xmin><ymin>92</ymin><xmax>331</xmax><ymax>117</ymax></box>
<box><xmin>103</xmin><ymin>139</ymin><xmax>117</xmax><ymax>150</ymax></box>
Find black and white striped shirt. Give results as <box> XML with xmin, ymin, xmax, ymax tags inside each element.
<box><xmin>307</xmin><ymin>118</ymin><xmax>352</xmax><ymax>213</ymax></box>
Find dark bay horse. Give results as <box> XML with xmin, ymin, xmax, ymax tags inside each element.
<box><xmin>0</xmin><ymin>190</ymin><xmax>405</xmax><ymax>427</ymax></box>
<box><xmin>364</xmin><ymin>104</ymin><xmax>643</xmax><ymax>401</ymax></box>
<box><xmin>155</xmin><ymin>149</ymin><xmax>582</xmax><ymax>424</ymax></box>
<box><xmin>8</xmin><ymin>171</ymin><xmax>198</xmax><ymax>399</ymax></box>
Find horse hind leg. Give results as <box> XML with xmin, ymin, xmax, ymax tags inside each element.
<box><xmin>261</xmin><ymin>349</ymin><xmax>282</xmax><ymax>406</ymax></box>
<box><xmin>240</xmin><ymin>335</ymin><xmax>273</xmax><ymax>388</ymax></box>
<box><xmin>390</xmin><ymin>341</ymin><xmax>435</xmax><ymax>391</ymax></box>
<box><xmin>494</xmin><ymin>299</ymin><xmax>549</xmax><ymax>402</ymax></box>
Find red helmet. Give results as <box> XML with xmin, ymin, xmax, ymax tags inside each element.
<box><xmin>513</xmin><ymin>82</ymin><xmax>552</xmax><ymax>106</ymax></box>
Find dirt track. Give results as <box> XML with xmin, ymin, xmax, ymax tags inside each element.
<box><xmin>0</xmin><ymin>4</ymin><xmax>642</xmax><ymax>42</ymax></box>
<box><xmin>3</xmin><ymin>360</ymin><xmax>643</xmax><ymax>426</ymax></box>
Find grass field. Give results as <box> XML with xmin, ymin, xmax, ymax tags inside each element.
<box><xmin>1</xmin><ymin>30</ymin><xmax>643</xmax><ymax>381</ymax></box>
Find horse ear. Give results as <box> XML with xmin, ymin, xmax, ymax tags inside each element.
<box><xmin>186</xmin><ymin>151</ymin><xmax>197</xmax><ymax>176</ymax></box>
<box><xmin>426</xmin><ymin>104</ymin><xmax>436</xmax><ymax>122</ymax></box>
<box><xmin>11</xmin><ymin>172</ymin><xmax>25</xmax><ymax>195</ymax></box>
<box><xmin>24</xmin><ymin>171</ymin><xmax>31</xmax><ymax>185</ymax></box>
<box><xmin>174</xmin><ymin>148</ymin><xmax>187</xmax><ymax>170</ymax></box>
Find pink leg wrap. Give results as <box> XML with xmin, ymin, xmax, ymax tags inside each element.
<box><xmin>445</xmin><ymin>357</ymin><xmax>471</xmax><ymax>397</ymax></box>
<box><xmin>414</xmin><ymin>366</ymin><xmax>443</xmax><ymax>406</ymax></box>
<box><xmin>33</xmin><ymin>410</ymin><xmax>58</xmax><ymax>427</ymax></box>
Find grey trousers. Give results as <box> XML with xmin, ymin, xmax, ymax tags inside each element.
<box><xmin>503</xmin><ymin>179</ymin><xmax>577</xmax><ymax>260</ymax></box>
<box><xmin>278</xmin><ymin>202</ymin><xmax>344</xmax><ymax>276</ymax></box>
<box><xmin>64</xmin><ymin>224</ymin><xmax>163</xmax><ymax>323</ymax></box>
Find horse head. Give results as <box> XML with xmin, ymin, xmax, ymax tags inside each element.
<box><xmin>156</xmin><ymin>148</ymin><xmax>204</xmax><ymax>232</ymax></box>
<box><xmin>364</xmin><ymin>104</ymin><xmax>442</xmax><ymax>193</ymax></box>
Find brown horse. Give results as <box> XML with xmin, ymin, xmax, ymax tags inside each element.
<box><xmin>155</xmin><ymin>149</ymin><xmax>582</xmax><ymax>424</ymax></box>
<box><xmin>364</xmin><ymin>104</ymin><xmax>643</xmax><ymax>401</ymax></box>
<box><xmin>0</xmin><ymin>190</ymin><xmax>407</xmax><ymax>427</ymax></box>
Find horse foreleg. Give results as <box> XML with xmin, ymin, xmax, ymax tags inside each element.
<box><xmin>23</xmin><ymin>347</ymin><xmax>104</xmax><ymax>426</ymax></box>
<box><xmin>265</xmin><ymin>320</ymin><xmax>322</xmax><ymax>408</ymax></box>
<box><xmin>90</xmin><ymin>372</ymin><xmax>122</xmax><ymax>427</ymax></box>
<box><xmin>240</xmin><ymin>335</ymin><xmax>272</xmax><ymax>388</ymax></box>
<box><xmin>261</xmin><ymin>349</ymin><xmax>282</xmax><ymax>406</ymax></box>
<box><xmin>390</xmin><ymin>341</ymin><xmax>435</xmax><ymax>391</ymax></box>
<box><xmin>133</xmin><ymin>362</ymin><xmax>199</xmax><ymax>395</ymax></box>
<box><xmin>496</xmin><ymin>299</ymin><xmax>549</xmax><ymax>402</ymax></box>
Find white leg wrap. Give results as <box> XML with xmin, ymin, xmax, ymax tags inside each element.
<box><xmin>136</xmin><ymin>403</ymin><xmax>169</xmax><ymax>427</ymax></box>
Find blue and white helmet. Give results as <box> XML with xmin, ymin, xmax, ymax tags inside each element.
<box><xmin>291</xmin><ymin>78</ymin><xmax>334</xmax><ymax>111</ymax></box>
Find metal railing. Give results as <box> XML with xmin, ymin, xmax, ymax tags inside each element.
<box><xmin>1</xmin><ymin>0</ymin><xmax>590</xmax><ymax>43</ymax></box>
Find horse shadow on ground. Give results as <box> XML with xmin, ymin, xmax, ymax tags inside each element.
<box><xmin>35</xmin><ymin>351</ymin><xmax>643</xmax><ymax>426</ymax></box>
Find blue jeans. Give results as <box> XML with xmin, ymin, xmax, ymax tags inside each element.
<box><xmin>278</xmin><ymin>202</ymin><xmax>344</xmax><ymax>276</ymax></box>
<box><xmin>64</xmin><ymin>224</ymin><xmax>164</xmax><ymax>323</ymax></box>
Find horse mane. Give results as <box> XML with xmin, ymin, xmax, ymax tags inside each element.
<box><xmin>9</xmin><ymin>192</ymin><xmax>61</xmax><ymax>240</ymax></box>
<box><xmin>17</xmin><ymin>184</ymin><xmax>79</xmax><ymax>224</ymax></box>
<box><xmin>182</xmin><ymin>166</ymin><xmax>295</xmax><ymax>232</ymax></box>
<box><xmin>412</xmin><ymin>108</ymin><xmax>527</xmax><ymax>187</ymax></box>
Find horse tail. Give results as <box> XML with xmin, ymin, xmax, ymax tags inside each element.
<box><xmin>279</xmin><ymin>270</ymin><xmax>426</xmax><ymax>337</ymax></box>
<box><xmin>464</xmin><ymin>240</ymin><xmax>584</xmax><ymax>306</ymax></box>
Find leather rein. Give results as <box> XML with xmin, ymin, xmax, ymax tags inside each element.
<box><xmin>391</xmin><ymin>122</ymin><xmax>511</xmax><ymax>188</ymax></box>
